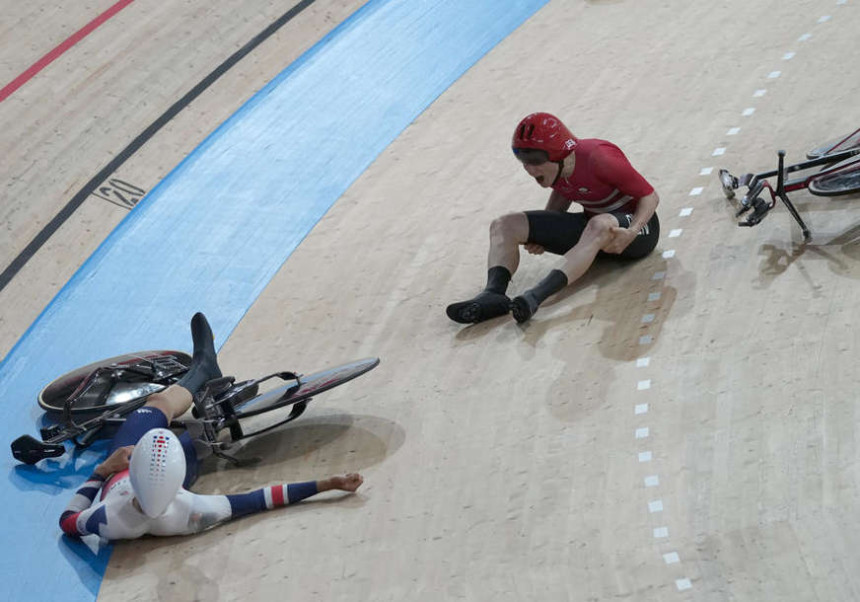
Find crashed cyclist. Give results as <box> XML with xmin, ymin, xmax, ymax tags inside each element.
<box><xmin>60</xmin><ymin>313</ymin><xmax>362</xmax><ymax>540</ymax></box>
<box><xmin>446</xmin><ymin>112</ymin><xmax>660</xmax><ymax>324</ymax></box>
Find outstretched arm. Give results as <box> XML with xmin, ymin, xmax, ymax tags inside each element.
<box><xmin>59</xmin><ymin>446</ymin><xmax>133</xmax><ymax>536</ymax></box>
<box><xmin>225</xmin><ymin>473</ymin><xmax>364</xmax><ymax>520</ymax></box>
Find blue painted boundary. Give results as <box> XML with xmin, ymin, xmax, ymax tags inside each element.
<box><xmin>0</xmin><ymin>0</ymin><xmax>549</xmax><ymax>599</ymax></box>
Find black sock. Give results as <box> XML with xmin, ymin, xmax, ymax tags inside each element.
<box><xmin>527</xmin><ymin>269</ymin><xmax>568</xmax><ymax>305</ymax></box>
<box><xmin>484</xmin><ymin>266</ymin><xmax>512</xmax><ymax>295</ymax></box>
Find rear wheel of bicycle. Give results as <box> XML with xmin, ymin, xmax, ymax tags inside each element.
<box><xmin>807</xmin><ymin>130</ymin><xmax>860</xmax><ymax>159</ymax></box>
<box><xmin>808</xmin><ymin>157</ymin><xmax>860</xmax><ymax>197</ymax></box>
<box><xmin>38</xmin><ymin>350</ymin><xmax>191</xmax><ymax>418</ymax></box>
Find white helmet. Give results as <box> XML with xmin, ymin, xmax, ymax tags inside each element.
<box><xmin>129</xmin><ymin>428</ymin><xmax>187</xmax><ymax>517</ymax></box>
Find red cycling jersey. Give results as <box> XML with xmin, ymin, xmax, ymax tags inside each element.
<box><xmin>552</xmin><ymin>138</ymin><xmax>654</xmax><ymax>215</ymax></box>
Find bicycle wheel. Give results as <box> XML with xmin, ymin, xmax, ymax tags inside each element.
<box><xmin>807</xmin><ymin>130</ymin><xmax>860</xmax><ymax>159</ymax></box>
<box><xmin>38</xmin><ymin>350</ymin><xmax>191</xmax><ymax>417</ymax></box>
<box><xmin>233</xmin><ymin>357</ymin><xmax>380</xmax><ymax>418</ymax></box>
<box><xmin>808</xmin><ymin>157</ymin><xmax>860</xmax><ymax>197</ymax></box>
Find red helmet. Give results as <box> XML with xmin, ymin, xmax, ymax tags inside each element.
<box><xmin>512</xmin><ymin>112</ymin><xmax>578</xmax><ymax>163</ymax></box>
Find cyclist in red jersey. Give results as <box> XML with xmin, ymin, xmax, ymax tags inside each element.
<box><xmin>446</xmin><ymin>112</ymin><xmax>660</xmax><ymax>324</ymax></box>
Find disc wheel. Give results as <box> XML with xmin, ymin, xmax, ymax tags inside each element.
<box><xmin>808</xmin><ymin>157</ymin><xmax>860</xmax><ymax>197</ymax></box>
<box><xmin>807</xmin><ymin>130</ymin><xmax>860</xmax><ymax>159</ymax></box>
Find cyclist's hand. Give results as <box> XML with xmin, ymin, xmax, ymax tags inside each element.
<box><xmin>603</xmin><ymin>227</ymin><xmax>636</xmax><ymax>254</ymax></box>
<box><xmin>95</xmin><ymin>445</ymin><xmax>134</xmax><ymax>478</ymax></box>
<box><xmin>523</xmin><ymin>243</ymin><xmax>545</xmax><ymax>255</ymax></box>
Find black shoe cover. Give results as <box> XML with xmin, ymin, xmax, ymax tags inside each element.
<box><xmin>510</xmin><ymin>293</ymin><xmax>539</xmax><ymax>323</ymax></box>
<box><xmin>446</xmin><ymin>291</ymin><xmax>511</xmax><ymax>324</ymax></box>
<box><xmin>177</xmin><ymin>312</ymin><xmax>223</xmax><ymax>394</ymax></box>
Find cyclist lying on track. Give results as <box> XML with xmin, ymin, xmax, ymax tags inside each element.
<box><xmin>60</xmin><ymin>313</ymin><xmax>363</xmax><ymax>540</ymax></box>
<box><xmin>447</xmin><ymin>112</ymin><xmax>660</xmax><ymax>324</ymax></box>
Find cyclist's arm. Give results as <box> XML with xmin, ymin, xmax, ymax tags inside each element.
<box><xmin>627</xmin><ymin>190</ymin><xmax>659</xmax><ymax>231</ymax></box>
<box><xmin>592</xmin><ymin>145</ymin><xmax>658</xmax><ymax>228</ymax></box>
<box><xmin>545</xmin><ymin>189</ymin><xmax>573</xmax><ymax>212</ymax></box>
<box><xmin>59</xmin><ymin>446</ymin><xmax>134</xmax><ymax>537</ymax></box>
<box><xmin>155</xmin><ymin>481</ymin><xmax>323</xmax><ymax>536</ymax></box>
<box><xmin>225</xmin><ymin>481</ymin><xmax>321</xmax><ymax>519</ymax></box>
<box><xmin>59</xmin><ymin>473</ymin><xmax>107</xmax><ymax>536</ymax></box>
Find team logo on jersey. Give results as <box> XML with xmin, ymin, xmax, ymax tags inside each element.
<box><xmin>565</xmin><ymin>138</ymin><xmax>577</xmax><ymax>150</ymax></box>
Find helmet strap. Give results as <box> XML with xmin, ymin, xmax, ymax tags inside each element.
<box><xmin>551</xmin><ymin>161</ymin><xmax>564</xmax><ymax>186</ymax></box>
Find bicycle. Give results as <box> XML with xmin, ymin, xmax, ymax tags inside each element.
<box><xmin>718</xmin><ymin>128</ymin><xmax>860</xmax><ymax>239</ymax></box>
<box><xmin>11</xmin><ymin>349</ymin><xmax>380</xmax><ymax>467</ymax></box>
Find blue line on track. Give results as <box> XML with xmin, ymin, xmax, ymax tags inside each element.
<box><xmin>0</xmin><ymin>0</ymin><xmax>548</xmax><ymax>599</ymax></box>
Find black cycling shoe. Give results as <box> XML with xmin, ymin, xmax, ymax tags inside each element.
<box><xmin>510</xmin><ymin>293</ymin><xmax>539</xmax><ymax>323</ymax></box>
<box><xmin>446</xmin><ymin>291</ymin><xmax>512</xmax><ymax>324</ymax></box>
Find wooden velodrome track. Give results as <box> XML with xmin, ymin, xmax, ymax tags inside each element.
<box><xmin>2</xmin><ymin>0</ymin><xmax>860</xmax><ymax>600</ymax></box>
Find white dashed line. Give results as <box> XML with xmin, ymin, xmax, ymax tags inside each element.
<box><xmin>635</xmin><ymin>403</ymin><xmax>649</xmax><ymax>415</ymax></box>
<box><xmin>679</xmin><ymin>207</ymin><xmax>693</xmax><ymax>217</ymax></box>
<box><xmin>644</xmin><ymin>475</ymin><xmax>660</xmax><ymax>487</ymax></box>
<box><xmin>636</xmin><ymin>357</ymin><xmax>650</xmax><ymax>368</ymax></box>
<box><xmin>651</xmin><ymin>271</ymin><xmax>665</xmax><ymax>280</ymax></box>
<box><xmin>653</xmin><ymin>527</ymin><xmax>668</xmax><ymax>538</ymax></box>
<box><xmin>712</xmin><ymin>147</ymin><xmax>726</xmax><ymax>156</ymax></box>
<box><xmin>798</xmin><ymin>33</ymin><xmax>812</xmax><ymax>41</ymax></box>
<box><xmin>639</xmin><ymin>334</ymin><xmax>652</xmax><ymax>345</ymax></box>
<box><xmin>641</xmin><ymin>313</ymin><xmax>655</xmax><ymax>323</ymax></box>
<box><xmin>767</xmin><ymin>71</ymin><xmax>781</xmax><ymax>79</ymax></box>
<box><xmin>726</xmin><ymin>127</ymin><xmax>740</xmax><ymax>136</ymax></box>
<box><xmin>664</xmin><ymin>552</ymin><xmax>680</xmax><ymax>565</ymax></box>
<box><xmin>818</xmin><ymin>14</ymin><xmax>831</xmax><ymax>22</ymax></box>
<box><xmin>648</xmin><ymin>500</ymin><xmax>663</xmax><ymax>513</ymax></box>
<box><xmin>661</xmin><ymin>250</ymin><xmax>675</xmax><ymax>259</ymax></box>
<box><xmin>676</xmin><ymin>579</ymin><xmax>692</xmax><ymax>591</ymax></box>
<box><xmin>783</xmin><ymin>51</ymin><xmax>796</xmax><ymax>60</ymax></box>
<box><xmin>742</xmin><ymin>107</ymin><xmax>755</xmax><ymax>116</ymax></box>
<box><xmin>689</xmin><ymin>187</ymin><xmax>703</xmax><ymax>196</ymax></box>
<box><xmin>753</xmin><ymin>89</ymin><xmax>767</xmax><ymax>97</ymax></box>
<box><xmin>647</xmin><ymin>292</ymin><xmax>661</xmax><ymax>302</ymax></box>
<box><xmin>699</xmin><ymin>167</ymin><xmax>713</xmax><ymax>175</ymax></box>
<box><xmin>668</xmin><ymin>229</ymin><xmax>683</xmax><ymax>238</ymax></box>
<box><xmin>635</xmin><ymin>427</ymin><xmax>649</xmax><ymax>439</ymax></box>
<box><xmin>637</xmin><ymin>380</ymin><xmax>651</xmax><ymax>391</ymax></box>
<box><xmin>638</xmin><ymin>451</ymin><xmax>653</xmax><ymax>463</ymax></box>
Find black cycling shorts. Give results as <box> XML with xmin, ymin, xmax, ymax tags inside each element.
<box><xmin>525</xmin><ymin>210</ymin><xmax>660</xmax><ymax>259</ymax></box>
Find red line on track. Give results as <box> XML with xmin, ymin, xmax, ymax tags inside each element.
<box><xmin>0</xmin><ymin>0</ymin><xmax>135</xmax><ymax>103</ymax></box>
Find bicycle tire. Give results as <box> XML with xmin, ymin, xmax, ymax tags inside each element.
<box><xmin>808</xmin><ymin>157</ymin><xmax>860</xmax><ymax>197</ymax></box>
<box><xmin>38</xmin><ymin>350</ymin><xmax>191</xmax><ymax>417</ymax></box>
<box><xmin>233</xmin><ymin>357</ymin><xmax>380</xmax><ymax>419</ymax></box>
<box><xmin>807</xmin><ymin>130</ymin><xmax>860</xmax><ymax>159</ymax></box>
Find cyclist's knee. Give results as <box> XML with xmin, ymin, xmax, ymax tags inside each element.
<box><xmin>584</xmin><ymin>214</ymin><xmax>616</xmax><ymax>239</ymax></box>
<box><xmin>490</xmin><ymin>213</ymin><xmax>528</xmax><ymax>243</ymax></box>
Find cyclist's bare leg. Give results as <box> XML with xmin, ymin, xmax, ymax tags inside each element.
<box><xmin>512</xmin><ymin>214</ymin><xmax>616</xmax><ymax>322</ymax></box>
<box><xmin>147</xmin><ymin>312</ymin><xmax>222</xmax><ymax>421</ymax></box>
<box><xmin>446</xmin><ymin>213</ymin><xmax>529</xmax><ymax>324</ymax></box>
<box><xmin>557</xmin><ymin>213</ymin><xmax>616</xmax><ymax>282</ymax></box>
<box><xmin>487</xmin><ymin>212</ymin><xmax>530</xmax><ymax>274</ymax></box>
<box><xmin>145</xmin><ymin>386</ymin><xmax>193</xmax><ymax>422</ymax></box>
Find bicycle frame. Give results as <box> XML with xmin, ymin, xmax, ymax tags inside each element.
<box><xmin>722</xmin><ymin>139</ymin><xmax>860</xmax><ymax>239</ymax></box>
<box><xmin>11</xmin><ymin>355</ymin><xmax>379</xmax><ymax>466</ymax></box>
